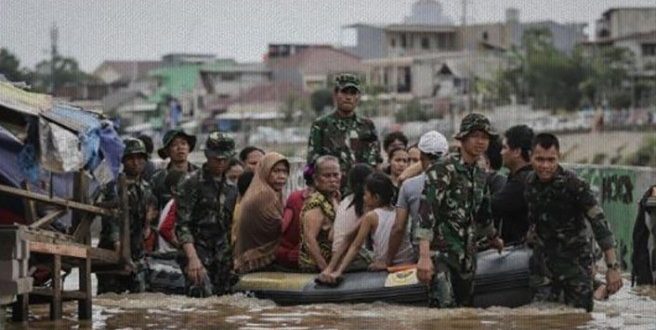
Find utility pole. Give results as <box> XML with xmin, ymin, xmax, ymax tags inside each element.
<box><xmin>49</xmin><ymin>23</ymin><xmax>59</xmax><ymax>94</ymax></box>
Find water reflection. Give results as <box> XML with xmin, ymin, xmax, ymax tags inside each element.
<box><xmin>4</xmin><ymin>281</ymin><xmax>656</xmax><ymax>329</ymax></box>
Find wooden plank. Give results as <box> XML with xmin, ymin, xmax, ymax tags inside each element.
<box><xmin>29</xmin><ymin>241</ymin><xmax>87</xmax><ymax>259</ymax></box>
<box><xmin>79</xmin><ymin>255</ymin><xmax>92</xmax><ymax>320</ymax></box>
<box><xmin>28</xmin><ymin>209</ymin><xmax>66</xmax><ymax>229</ymax></box>
<box><xmin>12</xmin><ymin>294</ymin><xmax>28</xmax><ymax>322</ymax></box>
<box><xmin>50</xmin><ymin>255</ymin><xmax>62</xmax><ymax>320</ymax></box>
<box><xmin>0</xmin><ymin>184</ymin><xmax>114</xmax><ymax>216</ymax></box>
<box><xmin>88</xmin><ymin>247</ymin><xmax>120</xmax><ymax>264</ymax></box>
<box><xmin>32</xmin><ymin>288</ymin><xmax>87</xmax><ymax>301</ymax></box>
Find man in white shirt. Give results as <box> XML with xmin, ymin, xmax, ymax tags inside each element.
<box><xmin>385</xmin><ymin>131</ymin><xmax>449</xmax><ymax>266</ymax></box>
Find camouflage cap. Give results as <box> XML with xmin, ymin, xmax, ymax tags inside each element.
<box><xmin>204</xmin><ymin>131</ymin><xmax>236</xmax><ymax>159</ymax></box>
<box><xmin>454</xmin><ymin>113</ymin><xmax>498</xmax><ymax>140</ymax></box>
<box><xmin>157</xmin><ymin>129</ymin><xmax>197</xmax><ymax>159</ymax></box>
<box><xmin>122</xmin><ymin>138</ymin><xmax>148</xmax><ymax>160</ymax></box>
<box><xmin>335</xmin><ymin>73</ymin><xmax>362</xmax><ymax>92</ymax></box>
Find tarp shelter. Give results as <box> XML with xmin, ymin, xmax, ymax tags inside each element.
<box><xmin>0</xmin><ymin>82</ymin><xmax>123</xmax><ymax>227</ymax></box>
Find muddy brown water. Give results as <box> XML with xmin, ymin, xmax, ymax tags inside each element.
<box><xmin>3</xmin><ymin>276</ymin><xmax>656</xmax><ymax>330</ymax></box>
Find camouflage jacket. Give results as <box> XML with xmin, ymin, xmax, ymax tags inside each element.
<box><xmin>307</xmin><ymin>110</ymin><xmax>381</xmax><ymax>175</ymax></box>
<box><xmin>175</xmin><ymin>164</ymin><xmax>237</xmax><ymax>246</ymax></box>
<box><xmin>150</xmin><ymin>162</ymin><xmax>199</xmax><ymax>211</ymax></box>
<box><xmin>524</xmin><ymin>167</ymin><xmax>615</xmax><ymax>257</ymax></box>
<box><xmin>415</xmin><ymin>152</ymin><xmax>496</xmax><ymax>269</ymax></box>
<box><xmin>98</xmin><ymin>176</ymin><xmax>153</xmax><ymax>261</ymax></box>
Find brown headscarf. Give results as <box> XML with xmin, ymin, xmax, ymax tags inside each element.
<box><xmin>233</xmin><ymin>152</ymin><xmax>289</xmax><ymax>273</ymax></box>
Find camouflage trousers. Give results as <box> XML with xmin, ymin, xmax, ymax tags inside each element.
<box><xmin>531</xmin><ymin>247</ymin><xmax>595</xmax><ymax>312</ymax></box>
<box><xmin>427</xmin><ymin>253</ymin><xmax>475</xmax><ymax>308</ymax></box>
<box><xmin>178</xmin><ymin>238</ymin><xmax>238</xmax><ymax>297</ymax></box>
<box><xmin>96</xmin><ymin>239</ymin><xmax>147</xmax><ymax>295</ymax></box>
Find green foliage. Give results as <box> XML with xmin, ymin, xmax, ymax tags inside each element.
<box><xmin>491</xmin><ymin>27</ymin><xmax>636</xmax><ymax>111</ymax></box>
<box><xmin>626</xmin><ymin>136</ymin><xmax>656</xmax><ymax>167</ymax></box>
<box><xmin>579</xmin><ymin>47</ymin><xmax>636</xmax><ymax>108</ymax></box>
<box><xmin>32</xmin><ymin>55</ymin><xmax>94</xmax><ymax>93</ymax></box>
<box><xmin>0</xmin><ymin>48</ymin><xmax>29</xmax><ymax>82</ymax></box>
<box><xmin>395</xmin><ymin>98</ymin><xmax>428</xmax><ymax>123</ymax></box>
<box><xmin>310</xmin><ymin>88</ymin><xmax>333</xmax><ymax>115</ymax></box>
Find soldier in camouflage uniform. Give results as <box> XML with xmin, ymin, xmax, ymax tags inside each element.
<box><xmin>306</xmin><ymin>73</ymin><xmax>382</xmax><ymax>192</ymax></box>
<box><xmin>151</xmin><ymin>129</ymin><xmax>199</xmax><ymax>211</ymax></box>
<box><xmin>176</xmin><ymin>132</ymin><xmax>238</xmax><ymax>297</ymax></box>
<box><xmin>525</xmin><ymin>133</ymin><xmax>622</xmax><ymax>312</ymax></box>
<box><xmin>97</xmin><ymin>138</ymin><xmax>156</xmax><ymax>294</ymax></box>
<box><xmin>415</xmin><ymin>113</ymin><xmax>504</xmax><ymax>308</ymax></box>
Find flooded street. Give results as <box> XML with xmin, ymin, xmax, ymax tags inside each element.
<box><xmin>4</xmin><ymin>278</ymin><xmax>655</xmax><ymax>329</ymax></box>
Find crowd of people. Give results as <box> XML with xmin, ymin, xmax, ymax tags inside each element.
<box><xmin>96</xmin><ymin>73</ymin><xmax>625</xmax><ymax>312</ymax></box>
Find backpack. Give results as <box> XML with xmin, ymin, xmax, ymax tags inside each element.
<box><xmin>631</xmin><ymin>185</ymin><xmax>656</xmax><ymax>286</ymax></box>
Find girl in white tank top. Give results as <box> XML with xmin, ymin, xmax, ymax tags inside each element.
<box><xmin>318</xmin><ymin>173</ymin><xmax>415</xmax><ymax>285</ymax></box>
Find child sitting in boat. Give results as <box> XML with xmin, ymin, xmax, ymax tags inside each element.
<box><xmin>318</xmin><ymin>172</ymin><xmax>415</xmax><ymax>284</ymax></box>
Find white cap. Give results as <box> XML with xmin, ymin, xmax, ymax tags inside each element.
<box><xmin>418</xmin><ymin>131</ymin><xmax>448</xmax><ymax>156</ymax></box>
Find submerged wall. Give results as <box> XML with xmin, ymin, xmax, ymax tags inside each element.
<box><xmin>567</xmin><ymin>164</ymin><xmax>656</xmax><ymax>270</ymax></box>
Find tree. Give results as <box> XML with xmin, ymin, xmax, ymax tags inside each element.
<box><xmin>0</xmin><ymin>48</ymin><xmax>29</xmax><ymax>82</ymax></box>
<box><xmin>492</xmin><ymin>27</ymin><xmax>588</xmax><ymax>111</ymax></box>
<box><xmin>310</xmin><ymin>88</ymin><xmax>333</xmax><ymax>115</ymax></box>
<box><xmin>579</xmin><ymin>46</ymin><xmax>636</xmax><ymax>108</ymax></box>
<box><xmin>31</xmin><ymin>55</ymin><xmax>94</xmax><ymax>93</ymax></box>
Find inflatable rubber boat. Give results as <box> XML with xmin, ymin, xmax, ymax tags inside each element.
<box><xmin>235</xmin><ymin>245</ymin><xmax>532</xmax><ymax>307</ymax></box>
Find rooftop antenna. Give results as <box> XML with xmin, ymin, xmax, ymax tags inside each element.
<box><xmin>49</xmin><ymin>22</ymin><xmax>59</xmax><ymax>93</ymax></box>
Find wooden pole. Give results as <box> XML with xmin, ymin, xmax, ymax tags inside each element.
<box><xmin>71</xmin><ymin>172</ymin><xmax>91</xmax><ymax>244</ymax></box>
<box><xmin>78</xmin><ymin>254</ymin><xmax>92</xmax><ymax>320</ymax></box>
<box><xmin>50</xmin><ymin>254</ymin><xmax>62</xmax><ymax>320</ymax></box>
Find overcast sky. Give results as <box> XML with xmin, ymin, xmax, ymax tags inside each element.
<box><xmin>1</xmin><ymin>0</ymin><xmax>654</xmax><ymax>72</ymax></box>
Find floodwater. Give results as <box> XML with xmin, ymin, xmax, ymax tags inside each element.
<box><xmin>3</xmin><ymin>276</ymin><xmax>656</xmax><ymax>330</ymax></box>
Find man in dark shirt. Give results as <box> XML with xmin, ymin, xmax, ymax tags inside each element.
<box><xmin>491</xmin><ymin>125</ymin><xmax>534</xmax><ymax>244</ymax></box>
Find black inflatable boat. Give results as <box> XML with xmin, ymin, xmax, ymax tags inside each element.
<box><xmin>235</xmin><ymin>246</ymin><xmax>533</xmax><ymax>307</ymax></box>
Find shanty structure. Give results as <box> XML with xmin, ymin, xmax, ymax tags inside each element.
<box><xmin>0</xmin><ymin>82</ymin><xmax>133</xmax><ymax>322</ymax></box>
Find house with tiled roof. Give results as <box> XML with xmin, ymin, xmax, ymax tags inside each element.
<box><xmin>199</xmin><ymin>60</ymin><xmax>272</xmax><ymax>115</ymax></box>
<box><xmin>266</xmin><ymin>45</ymin><xmax>367</xmax><ymax>92</ymax></box>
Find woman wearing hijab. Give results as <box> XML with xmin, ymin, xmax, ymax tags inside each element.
<box><xmin>233</xmin><ymin>152</ymin><xmax>290</xmax><ymax>273</ymax></box>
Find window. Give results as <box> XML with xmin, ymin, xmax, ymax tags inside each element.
<box><xmin>400</xmin><ymin>34</ymin><xmax>407</xmax><ymax>48</ymax></box>
<box><xmin>390</xmin><ymin>38</ymin><xmax>396</xmax><ymax>48</ymax></box>
<box><xmin>421</xmin><ymin>37</ymin><xmax>430</xmax><ymax>49</ymax></box>
<box><xmin>642</xmin><ymin>43</ymin><xmax>656</xmax><ymax>56</ymax></box>
<box><xmin>482</xmin><ymin>31</ymin><xmax>489</xmax><ymax>41</ymax></box>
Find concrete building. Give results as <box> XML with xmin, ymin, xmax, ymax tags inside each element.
<box><xmin>345</xmin><ymin>6</ymin><xmax>586</xmax><ymax>58</ymax></box>
<box><xmin>365</xmin><ymin>51</ymin><xmax>506</xmax><ymax>114</ymax></box>
<box><xmin>384</xmin><ymin>24</ymin><xmax>459</xmax><ymax>57</ymax></box>
<box><xmin>341</xmin><ymin>24</ymin><xmax>387</xmax><ymax>60</ymax></box>
<box><xmin>596</xmin><ymin>8</ymin><xmax>656</xmax><ymax>39</ymax></box>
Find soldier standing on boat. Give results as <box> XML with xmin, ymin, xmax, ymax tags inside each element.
<box><xmin>306</xmin><ymin>73</ymin><xmax>382</xmax><ymax>192</ymax></box>
<box><xmin>97</xmin><ymin>138</ymin><xmax>156</xmax><ymax>294</ymax></box>
<box><xmin>176</xmin><ymin>132</ymin><xmax>238</xmax><ymax>297</ymax></box>
<box><xmin>415</xmin><ymin>113</ymin><xmax>504</xmax><ymax>308</ymax></box>
<box><xmin>524</xmin><ymin>133</ymin><xmax>622</xmax><ymax>312</ymax></box>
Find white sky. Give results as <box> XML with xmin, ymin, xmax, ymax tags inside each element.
<box><xmin>1</xmin><ymin>0</ymin><xmax>654</xmax><ymax>72</ymax></box>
